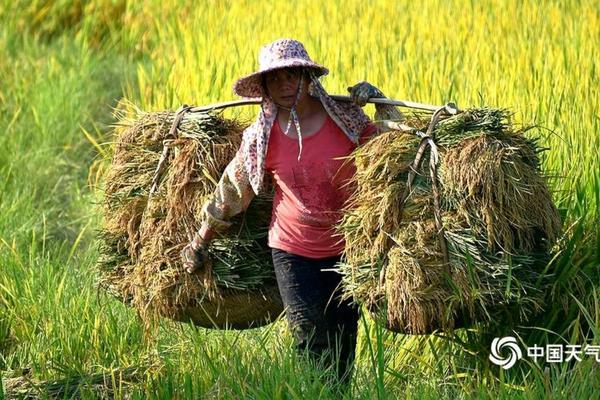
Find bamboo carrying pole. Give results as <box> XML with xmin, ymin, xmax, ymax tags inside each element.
<box><xmin>188</xmin><ymin>96</ymin><xmax>460</xmax><ymax>114</ymax></box>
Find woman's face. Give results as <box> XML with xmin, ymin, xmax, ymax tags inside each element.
<box><xmin>263</xmin><ymin>67</ymin><xmax>309</xmax><ymax>108</ymax></box>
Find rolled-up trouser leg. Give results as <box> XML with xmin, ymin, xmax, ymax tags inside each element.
<box><xmin>271</xmin><ymin>248</ymin><xmax>360</xmax><ymax>388</ymax></box>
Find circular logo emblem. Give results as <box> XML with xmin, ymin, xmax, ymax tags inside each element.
<box><xmin>489</xmin><ymin>336</ymin><xmax>523</xmax><ymax>370</ymax></box>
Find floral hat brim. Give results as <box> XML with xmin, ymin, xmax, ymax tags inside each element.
<box><xmin>233</xmin><ymin>60</ymin><xmax>328</xmax><ymax>98</ymax></box>
<box><xmin>232</xmin><ymin>38</ymin><xmax>329</xmax><ymax>98</ymax></box>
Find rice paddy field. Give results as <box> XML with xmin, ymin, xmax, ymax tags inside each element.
<box><xmin>1</xmin><ymin>0</ymin><xmax>599</xmax><ymax>398</ymax></box>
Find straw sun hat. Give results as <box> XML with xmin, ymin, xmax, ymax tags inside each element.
<box><xmin>233</xmin><ymin>38</ymin><xmax>328</xmax><ymax>98</ymax></box>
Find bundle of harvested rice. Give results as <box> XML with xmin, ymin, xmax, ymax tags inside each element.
<box><xmin>96</xmin><ymin>106</ymin><xmax>282</xmax><ymax>329</ymax></box>
<box><xmin>337</xmin><ymin>109</ymin><xmax>561</xmax><ymax>335</ymax></box>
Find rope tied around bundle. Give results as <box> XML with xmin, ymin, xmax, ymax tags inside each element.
<box><xmin>149</xmin><ymin>104</ymin><xmax>193</xmax><ymax>197</ymax></box>
<box><xmin>378</xmin><ymin>104</ymin><xmax>458</xmax><ymax>290</ymax></box>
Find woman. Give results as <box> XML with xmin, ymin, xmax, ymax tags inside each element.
<box><xmin>181</xmin><ymin>38</ymin><xmax>403</xmax><ymax>390</ymax></box>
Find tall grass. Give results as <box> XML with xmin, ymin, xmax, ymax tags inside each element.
<box><xmin>1</xmin><ymin>0</ymin><xmax>598</xmax><ymax>398</ymax></box>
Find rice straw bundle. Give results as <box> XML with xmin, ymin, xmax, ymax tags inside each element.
<box><xmin>97</xmin><ymin>107</ymin><xmax>282</xmax><ymax>328</ymax></box>
<box><xmin>338</xmin><ymin>109</ymin><xmax>561</xmax><ymax>334</ymax></box>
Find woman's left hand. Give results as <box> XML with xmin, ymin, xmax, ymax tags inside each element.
<box><xmin>347</xmin><ymin>81</ymin><xmax>385</xmax><ymax>107</ymax></box>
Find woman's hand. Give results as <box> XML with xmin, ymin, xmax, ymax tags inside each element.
<box><xmin>347</xmin><ymin>81</ymin><xmax>385</xmax><ymax>107</ymax></box>
<box><xmin>348</xmin><ymin>81</ymin><xmax>405</xmax><ymax>131</ymax></box>
<box><xmin>181</xmin><ymin>233</ymin><xmax>212</xmax><ymax>274</ymax></box>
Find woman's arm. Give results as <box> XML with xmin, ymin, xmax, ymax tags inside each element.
<box><xmin>182</xmin><ymin>139</ymin><xmax>255</xmax><ymax>273</ymax></box>
<box><xmin>199</xmin><ymin>141</ymin><xmax>255</xmax><ymax>238</ymax></box>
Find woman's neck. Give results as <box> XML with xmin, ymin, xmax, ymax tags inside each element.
<box><xmin>277</xmin><ymin>95</ymin><xmax>322</xmax><ymax>120</ymax></box>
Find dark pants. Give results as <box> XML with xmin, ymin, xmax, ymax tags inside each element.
<box><xmin>271</xmin><ymin>248</ymin><xmax>360</xmax><ymax>390</ymax></box>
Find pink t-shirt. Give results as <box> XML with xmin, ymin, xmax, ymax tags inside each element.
<box><xmin>264</xmin><ymin>115</ymin><xmax>377</xmax><ymax>259</ymax></box>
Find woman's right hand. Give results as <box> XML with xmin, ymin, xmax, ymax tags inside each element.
<box><xmin>181</xmin><ymin>233</ymin><xmax>212</xmax><ymax>274</ymax></box>
<box><xmin>347</xmin><ymin>81</ymin><xmax>385</xmax><ymax>107</ymax></box>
